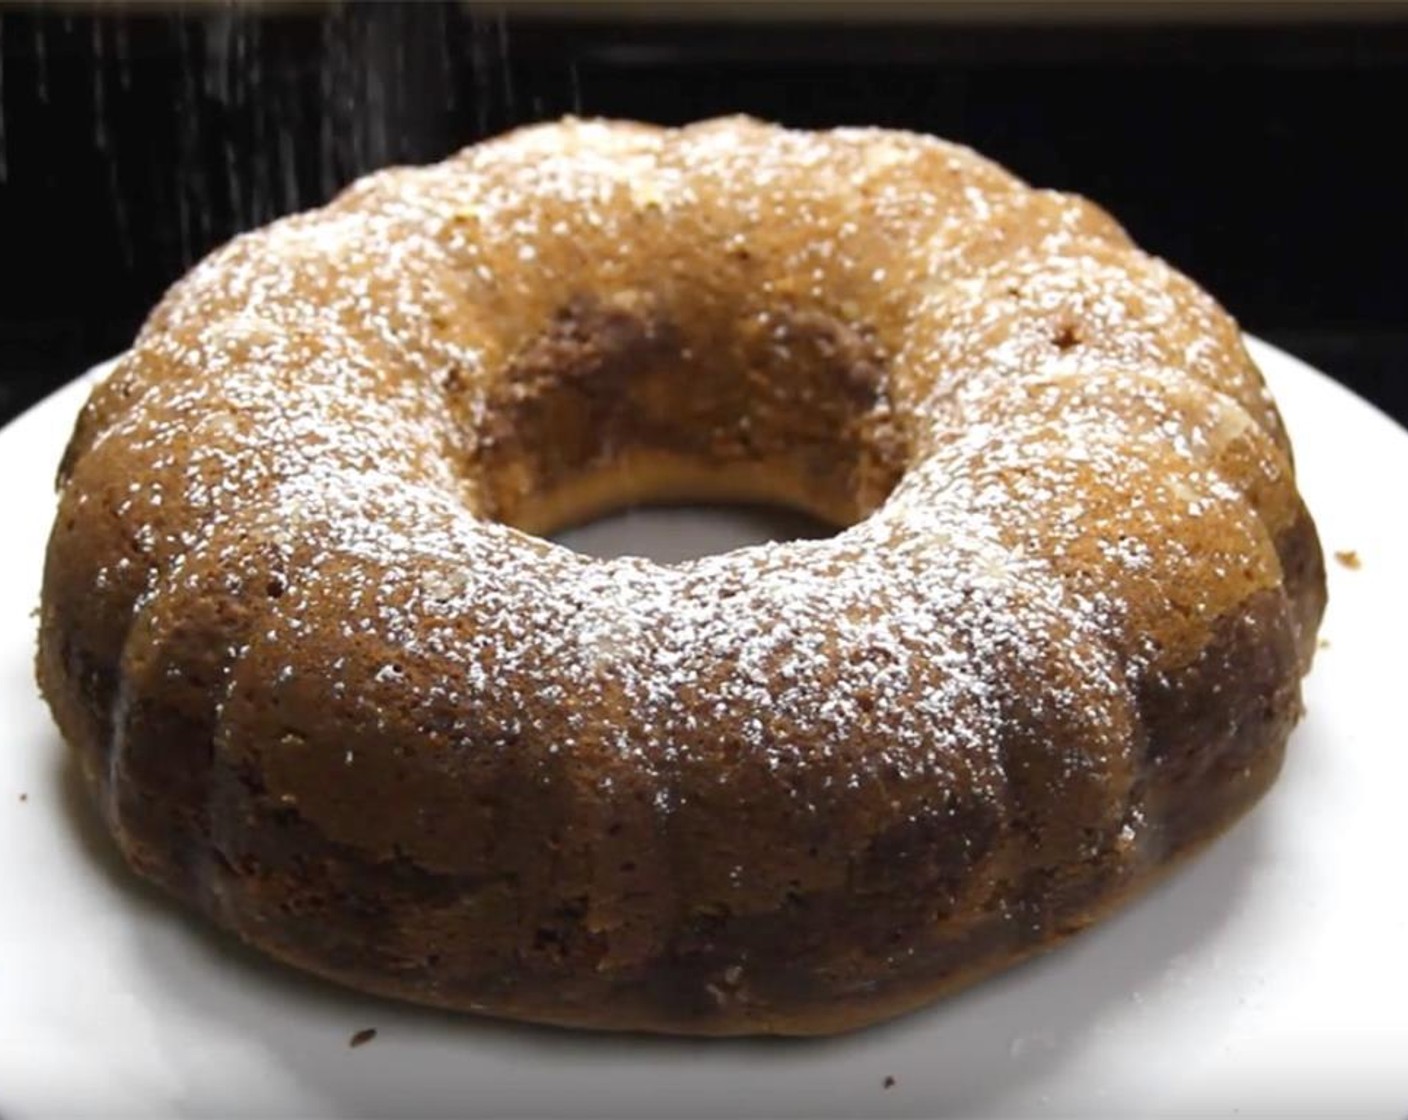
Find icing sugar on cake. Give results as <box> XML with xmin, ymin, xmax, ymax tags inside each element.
<box><xmin>37</xmin><ymin>117</ymin><xmax>1325</xmax><ymax>1035</ymax></box>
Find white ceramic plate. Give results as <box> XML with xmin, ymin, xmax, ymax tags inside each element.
<box><xmin>2</xmin><ymin>339</ymin><xmax>1406</xmax><ymax>1119</ymax></box>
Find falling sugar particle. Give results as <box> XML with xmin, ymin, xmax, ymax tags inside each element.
<box><xmin>32</xmin><ymin>15</ymin><xmax>48</xmax><ymax>105</ymax></box>
<box><xmin>470</xmin><ymin>9</ymin><xmax>492</xmax><ymax>136</ymax></box>
<box><xmin>247</xmin><ymin>18</ymin><xmax>272</xmax><ymax>228</ymax></box>
<box><xmin>204</xmin><ymin>7</ymin><xmax>233</xmax><ymax>104</ymax></box>
<box><xmin>568</xmin><ymin>59</ymin><xmax>583</xmax><ymax>115</ymax></box>
<box><xmin>436</xmin><ymin>3</ymin><xmax>455</xmax><ymax>112</ymax></box>
<box><xmin>317</xmin><ymin>12</ymin><xmax>339</xmax><ymax>201</ymax></box>
<box><xmin>114</xmin><ymin>18</ymin><xmax>133</xmax><ymax>91</ymax></box>
<box><xmin>90</xmin><ymin>20</ymin><xmax>108</xmax><ymax>152</ymax></box>
<box><xmin>279</xmin><ymin>126</ymin><xmax>299</xmax><ymax>215</ymax></box>
<box><xmin>0</xmin><ymin>17</ymin><xmax>7</xmax><ymax>182</ymax></box>
<box><xmin>496</xmin><ymin>8</ymin><xmax>515</xmax><ymax>123</ymax></box>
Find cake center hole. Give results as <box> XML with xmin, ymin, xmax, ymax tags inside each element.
<box><xmin>471</xmin><ymin>295</ymin><xmax>908</xmax><ymax>542</ymax></box>
<box><xmin>552</xmin><ymin>502</ymin><xmax>834</xmax><ymax>564</ymax></box>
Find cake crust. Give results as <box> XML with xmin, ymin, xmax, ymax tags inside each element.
<box><xmin>37</xmin><ymin>117</ymin><xmax>1325</xmax><ymax>1035</ymax></box>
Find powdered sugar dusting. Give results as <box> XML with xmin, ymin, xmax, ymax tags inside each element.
<box><xmin>56</xmin><ymin>117</ymin><xmax>1300</xmax><ymax>899</ymax></box>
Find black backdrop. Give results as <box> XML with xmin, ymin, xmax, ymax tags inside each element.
<box><xmin>1</xmin><ymin>4</ymin><xmax>1404</xmax><ymax>430</ymax></box>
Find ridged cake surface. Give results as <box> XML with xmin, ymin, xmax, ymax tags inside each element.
<box><xmin>37</xmin><ymin>117</ymin><xmax>1325</xmax><ymax>1035</ymax></box>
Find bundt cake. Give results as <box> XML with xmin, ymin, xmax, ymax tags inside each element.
<box><xmin>36</xmin><ymin>117</ymin><xmax>1326</xmax><ymax>1036</ymax></box>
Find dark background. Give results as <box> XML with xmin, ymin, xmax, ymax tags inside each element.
<box><xmin>0</xmin><ymin>3</ymin><xmax>1404</xmax><ymax>430</ymax></box>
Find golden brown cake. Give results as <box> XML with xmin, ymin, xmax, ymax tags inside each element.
<box><xmin>36</xmin><ymin>117</ymin><xmax>1326</xmax><ymax>1036</ymax></box>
